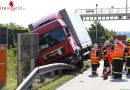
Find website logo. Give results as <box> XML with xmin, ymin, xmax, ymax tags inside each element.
<box><xmin>9</xmin><ymin>1</ymin><xmax>14</xmax><ymax>7</ymax></box>
<box><xmin>0</xmin><ymin>0</ymin><xmax>25</xmax><ymax>11</ymax></box>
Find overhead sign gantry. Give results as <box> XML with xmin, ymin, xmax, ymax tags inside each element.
<box><xmin>75</xmin><ymin>7</ymin><xmax>130</xmax><ymax>21</ymax></box>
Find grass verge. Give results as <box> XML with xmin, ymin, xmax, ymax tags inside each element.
<box><xmin>38</xmin><ymin>60</ymin><xmax>91</xmax><ymax>90</ymax></box>
<box><xmin>38</xmin><ymin>71</ymin><xmax>77</xmax><ymax>90</ymax></box>
<box><xmin>6</xmin><ymin>48</ymin><xmax>17</xmax><ymax>90</ymax></box>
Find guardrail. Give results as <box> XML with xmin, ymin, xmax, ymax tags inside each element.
<box><xmin>16</xmin><ymin>63</ymin><xmax>77</xmax><ymax>90</ymax></box>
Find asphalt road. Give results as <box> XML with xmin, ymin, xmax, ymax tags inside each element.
<box><xmin>56</xmin><ymin>61</ymin><xmax>130</xmax><ymax>90</ymax></box>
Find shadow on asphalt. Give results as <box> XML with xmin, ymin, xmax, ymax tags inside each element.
<box><xmin>110</xmin><ymin>79</ymin><xmax>128</xmax><ymax>82</ymax></box>
<box><xmin>88</xmin><ymin>74</ymin><xmax>99</xmax><ymax>78</ymax></box>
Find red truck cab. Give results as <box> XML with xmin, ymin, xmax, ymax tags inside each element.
<box><xmin>29</xmin><ymin>9</ymin><xmax>92</xmax><ymax>68</ymax></box>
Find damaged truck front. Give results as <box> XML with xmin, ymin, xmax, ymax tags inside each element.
<box><xmin>29</xmin><ymin>9</ymin><xmax>92</xmax><ymax>68</ymax></box>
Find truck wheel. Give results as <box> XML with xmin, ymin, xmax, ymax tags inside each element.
<box><xmin>76</xmin><ymin>60</ymin><xmax>84</xmax><ymax>69</ymax></box>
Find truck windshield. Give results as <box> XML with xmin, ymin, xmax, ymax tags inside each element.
<box><xmin>39</xmin><ymin>28</ymin><xmax>65</xmax><ymax>50</ymax></box>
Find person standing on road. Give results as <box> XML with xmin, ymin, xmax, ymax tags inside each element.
<box><xmin>102</xmin><ymin>40</ymin><xmax>112</xmax><ymax>76</ymax></box>
<box><xmin>125</xmin><ymin>38</ymin><xmax>130</xmax><ymax>75</ymax></box>
<box><xmin>111</xmin><ymin>39</ymin><xmax>126</xmax><ymax>79</ymax></box>
<box><xmin>90</xmin><ymin>43</ymin><xmax>100</xmax><ymax>75</ymax></box>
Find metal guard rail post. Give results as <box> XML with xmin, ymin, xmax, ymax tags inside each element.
<box><xmin>16</xmin><ymin>63</ymin><xmax>77</xmax><ymax>90</ymax></box>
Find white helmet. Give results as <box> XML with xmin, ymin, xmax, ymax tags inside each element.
<box><xmin>93</xmin><ymin>43</ymin><xmax>98</xmax><ymax>49</ymax></box>
<box><xmin>114</xmin><ymin>39</ymin><xmax>119</xmax><ymax>44</ymax></box>
<box><xmin>104</xmin><ymin>40</ymin><xmax>110</xmax><ymax>46</ymax></box>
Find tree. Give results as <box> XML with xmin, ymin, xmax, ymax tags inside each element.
<box><xmin>109</xmin><ymin>29</ymin><xmax>116</xmax><ymax>36</ymax></box>
<box><xmin>87</xmin><ymin>22</ymin><xmax>115</xmax><ymax>44</ymax></box>
<box><xmin>88</xmin><ymin>22</ymin><xmax>112</xmax><ymax>39</ymax></box>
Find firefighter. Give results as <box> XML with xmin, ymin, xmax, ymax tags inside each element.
<box><xmin>90</xmin><ymin>43</ymin><xmax>100</xmax><ymax>75</ymax></box>
<box><xmin>125</xmin><ymin>38</ymin><xmax>130</xmax><ymax>75</ymax></box>
<box><xmin>102</xmin><ymin>40</ymin><xmax>111</xmax><ymax>76</ymax></box>
<box><xmin>111</xmin><ymin>39</ymin><xmax>126</xmax><ymax>79</ymax></box>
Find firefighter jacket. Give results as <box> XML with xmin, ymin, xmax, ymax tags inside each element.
<box><xmin>102</xmin><ymin>47</ymin><xmax>112</xmax><ymax>62</ymax></box>
<box><xmin>102</xmin><ymin>47</ymin><xmax>107</xmax><ymax>60</ymax></box>
<box><xmin>91</xmin><ymin>48</ymin><xmax>99</xmax><ymax>63</ymax></box>
<box><xmin>107</xmin><ymin>47</ymin><xmax>112</xmax><ymax>63</ymax></box>
<box><xmin>111</xmin><ymin>43</ymin><xmax>126</xmax><ymax>60</ymax></box>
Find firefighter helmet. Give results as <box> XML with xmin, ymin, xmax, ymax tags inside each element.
<box><xmin>126</xmin><ymin>38</ymin><xmax>130</xmax><ymax>43</ymax></box>
<box><xmin>93</xmin><ymin>43</ymin><xmax>98</xmax><ymax>49</ymax></box>
<box><xmin>114</xmin><ymin>39</ymin><xmax>119</xmax><ymax>44</ymax></box>
<box><xmin>104</xmin><ymin>40</ymin><xmax>110</xmax><ymax>46</ymax></box>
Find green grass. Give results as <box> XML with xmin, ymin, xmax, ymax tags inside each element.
<box><xmin>38</xmin><ymin>60</ymin><xmax>91</xmax><ymax>90</ymax></box>
<box><xmin>6</xmin><ymin>48</ymin><xmax>17</xmax><ymax>90</ymax></box>
<box><xmin>38</xmin><ymin>73</ymin><xmax>76</xmax><ymax>90</ymax></box>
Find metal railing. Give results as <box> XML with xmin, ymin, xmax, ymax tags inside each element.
<box><xmin>16</xmin><ymin>63</ymin><xmax>77</xmax><ymax>90</ymax></box>
<box><xmin>75</xmin><ymin>7</ymin><xmax>130</xmax><ymax>21</ymax></box>
<box><xmin>75</xmin><ymin>7</ymin><xmax>130</xmax><ymax>15</ymax></box>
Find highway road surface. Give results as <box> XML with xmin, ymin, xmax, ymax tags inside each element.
<box><xmin>56</xmin><ymin>61</ymin><xmax>130</xmax><ymax>90</ymax></box>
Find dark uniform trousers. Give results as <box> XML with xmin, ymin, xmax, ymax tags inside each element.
<box><xmin>112</xmin><ymin>59</ymin><xmax>124</xmax><ymax>78</ymax></box>
<box><xmin>126</xmin><ymin>57</ymin><xmax>130</xmax><ymax>74</ymax></box>
<box><xmin>104</xmin><ymin>58</ymin><xmax>110</xmax><ymax>68</ymax></box>
<box><xmin>92</xmin><ymin>63</ymin><xmax>98</xmax><ymax>75</ymax></box>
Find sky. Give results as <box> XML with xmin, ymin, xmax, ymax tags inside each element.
<box><xmin>0</xmin><ymin>0</ymin><xmax>130</xmax><ymax>32</ymax></box>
